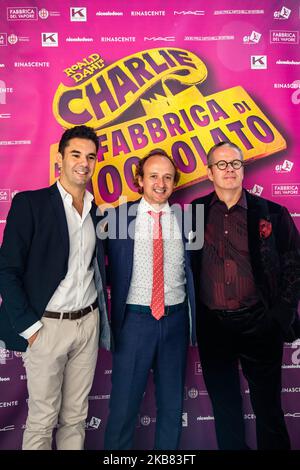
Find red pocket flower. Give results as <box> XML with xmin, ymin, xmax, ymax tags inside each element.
<box><xmin>259</xmin><ymin>219</ymin><xmax>272</xmax><ymax>239</ymax></box>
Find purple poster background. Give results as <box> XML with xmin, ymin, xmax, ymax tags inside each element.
<box><xmin>0</xmin><ymin>0</ymin><xmax>300</xmax><ymax>450</ymax></box>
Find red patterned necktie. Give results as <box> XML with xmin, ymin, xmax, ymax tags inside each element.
<box><xmin>148</xmin><ymin>211</ymin><xmax>164</xmax><ymax>320</ymax></box>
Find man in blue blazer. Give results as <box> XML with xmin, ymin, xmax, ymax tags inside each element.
<box><xmin>103</xmin><ymin>149</ymin><xmax>197</xmax><ymax>450</ymax></box>
<box><xmin>0</xmin><ymin>125</ymin><xmax>110</xmax><ymax>449</ymax></box>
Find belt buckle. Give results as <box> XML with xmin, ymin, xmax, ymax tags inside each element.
<box><xmin>67</xmin><ymin>311</ymin><xmax>73</xmax><ymax>320</ymax></box>
<box><xmin>77</xmin><ymin>308</ymin><xmax>85</xmax><ymax>319</ymax></box>
<box><xmin>219</xmin><ymin>311</ymin><xmax>227</xmax><ymax>318</ymax></box>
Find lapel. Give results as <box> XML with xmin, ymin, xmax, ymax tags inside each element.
<box><xmin>90</xmin><ymin>201</ymin><xmax>97</xmax><ymax>227</ymax></box>
<box><xmin>49</xmin><ymin>183</ymin><xmax>69</xmax><ymax>257</ymax></box>
<box><xmin>194</xmin><ymin>192</ymin><xmax>214</xmax><ymax>268</ymax></box>
<box><xmin>124</xmin><ymin>201</ymin><xmax>138</xmax><ymax>281</ymax></box>
<box><xmin>245</xmin><ymin>191</ymin><xmax>266</xmax><ymax>286</ymax></box>
<box><xmin>90</xmin><ymin>201</ymin><xmax>107</xmax><ymax>283</ymax></box>
<box><xmin>202</xmin><ymin>192</ymin><xmax>214</xmax><ymax>229</ymax></box>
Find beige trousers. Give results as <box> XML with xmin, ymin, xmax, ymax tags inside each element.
<box><xmin>22</xmin><ymin>308</ymin><xmax>99</xmax><ymax>450</ymax></box>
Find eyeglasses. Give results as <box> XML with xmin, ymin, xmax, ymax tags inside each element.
<box><xmin>208</xmin><ymin>159</ymin><xmax>244</xmax><ymax>171</ymax></box>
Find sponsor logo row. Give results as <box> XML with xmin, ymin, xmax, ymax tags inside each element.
<box><xmin>2</xmin><ymin>411</ymin><xmax>300</xmax><ymax>435</ymax></box>
<box><xmin>138</xmin><ymin>412</ymin><xmax>188</xmax><ymax>427</ymax></box>
<box><xmin>243</xmin><ymin>30</ymin><xmax>299</xmax><ymax>44</ymax></box>
<box><xmin>4</xmin><ymin>6</ymin><xmax>296</xmax><ymax>21</ymax></box>
<box><xmin>0</xmin><ymin>416</ymin><xmax>102</xmax><ymax>432</ymax></box>
<box><xmin>1</xmin><ymin>30</ymin><xmax>299</xmax><ymax>46</ymax></box>
<box><xmin>1</xmin><ymin>60</ymin><xmax>300</xmax><ymax>73</ymax></box>
<box><xmin>0</xmin><ymin>162</ymin><xmax>298</xmax><ymax>205</ymax></box>
<box><xmin>248</xmin><ymin>183</ymin><xmax>300</xmax><ymax>198</ymax></box>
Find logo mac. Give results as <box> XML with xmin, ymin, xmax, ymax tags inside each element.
<box><xmin>174</xmin><ymin>11</ymin><xmax>204</xmax><ymax>16</ymax></box>
<box><xmin>144</xmin><ymin>37</ymin><xmax>175</xmax><ymax>42</ymax></box>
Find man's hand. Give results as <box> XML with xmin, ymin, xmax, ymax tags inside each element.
<box><xmin>28</xmin><ymin>330</ymin><xmax>39</xmax><ymax>347</ymax></box>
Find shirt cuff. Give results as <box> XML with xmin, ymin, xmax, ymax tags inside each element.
<box><xmin>19</xmin><ymin>321</ymin><xmax>43</xmax><ymax>340</ymax></box>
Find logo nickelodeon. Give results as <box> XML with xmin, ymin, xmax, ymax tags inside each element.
<box><xmin>51</xmin><ymin>48</ymin><xmax>286</xmax><ymax>207</ymax></box>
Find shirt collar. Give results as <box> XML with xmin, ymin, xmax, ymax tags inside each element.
<box><xmin>210</xmin><ymin>189</ymin><xmax>247</xmax><ymax>210</ymax></box>
<box><xmin>56</xmin><ymin>180</ymin><xmax>94</xmax><ymax>207</ymax></box>
<box><xmin>138</xmin><ymin>197</ymin><xmax>171</xmax><ymax>214</ymax></box>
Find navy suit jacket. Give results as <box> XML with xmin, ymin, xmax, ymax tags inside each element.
<box><xmin>191</xmin><ymin>190</ymin><xmax>300</xmax><ymax>341</ymax></box>
<box><xmin>103</xmin><ymin>200</ymin><xmax>196</xmax><ymax>347</ymax></box>
<box><xmin>0</xmin><ymin>183</ymin><xmax>110</xmax><ymax>352</ymax></box>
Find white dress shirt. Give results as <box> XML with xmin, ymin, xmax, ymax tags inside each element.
<box><xmin>20</xmin><ymin>181</ymin><xmax>97</xmax><ymax>340</ymax></box>
<box><xmin>126</xmin><ymin>197</ymin><xmax>186</xmax><ymax>307</ymax></box>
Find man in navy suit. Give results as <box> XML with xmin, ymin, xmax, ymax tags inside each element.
<box><xmin>0</xmin><ymin>125</ymin><xmax>110</xmax><ymax>450</ymax></box>
<box><xmin>103</xmin><ymin>149</ymin><xmax>197</xmax><ymax>450</ymax></box>
<box><xmin>191</xmin><ymin>141</ymin><xmax>300</xmax><ymax>449</ymax></box>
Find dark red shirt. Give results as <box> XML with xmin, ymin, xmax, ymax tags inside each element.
<box><xmin>200</xmin><ymin>191</ymin><xmax>260</xmax><ymax>310</ymax></box>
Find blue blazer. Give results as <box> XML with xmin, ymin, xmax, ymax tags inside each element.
<box><xmin>104</xmin><ymin>200</ymin><xmax>196</xmax><ymax>347</ymax></box>
<box><xmin>0</xmin><ymin>183</ymin><xmax>110</xmax><ymax>352</ymax></box>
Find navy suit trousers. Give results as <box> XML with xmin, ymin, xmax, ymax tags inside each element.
<box><xmin>104</xmin><ymin>303</ymin><xmax>189</xmax><ymax>450</ymax></box>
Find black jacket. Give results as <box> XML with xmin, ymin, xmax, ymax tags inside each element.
<box><xmin>191</xmin><ymin>190</ymin><xmax>300</xmax><ymax>341</ymax></box>
<box><xmin>0</xmin><ymin>183</ymin><xmax>110</xmax><ymax>352</ymax></box>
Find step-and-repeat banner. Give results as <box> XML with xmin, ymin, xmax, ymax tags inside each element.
<box><xmin>0</xmin><ymin>0</ymin><xmax>300</xmax><ymax>450</ymax></box>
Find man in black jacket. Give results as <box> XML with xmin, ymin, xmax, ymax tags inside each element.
<box><xmin>0</xmin><ymin>125</ymin><xmax>110</xmax><ymax>449</ymax></box>
<box><xmin>191</xmin><ymin>141</ymin><xmax>300</xmax><ymax>449</ymax></box>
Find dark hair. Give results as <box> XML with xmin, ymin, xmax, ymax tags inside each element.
<box><xmin>207</xmin><ymin>141</ymin><xmax>243</xmax><ymax>165</ymax></box>
<box><xmin>133</xmin><ymin>148</ymin><xmax>180</xmax><ymax>194</ymax></box>
<box><xmin>58</xmin><ymin>125</ymin><xmax>99</xmax><ymax>156</ymax></box>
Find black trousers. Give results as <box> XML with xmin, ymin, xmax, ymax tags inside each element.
<box><xmin>196</xmin><ymin>303</ymin><xmax>291</xmax><ymax>450</ymax></box>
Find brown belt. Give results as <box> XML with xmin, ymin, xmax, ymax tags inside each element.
<box><xmin>43</xmin><ymin>300</ymin><xmax>98</xmax><ymax>320</ymax></box>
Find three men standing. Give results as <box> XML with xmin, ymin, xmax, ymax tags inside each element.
<box><xmin>1</xmin><ymin>129</ymin><xmax>299</xmax><ymax>451</ymax></box>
